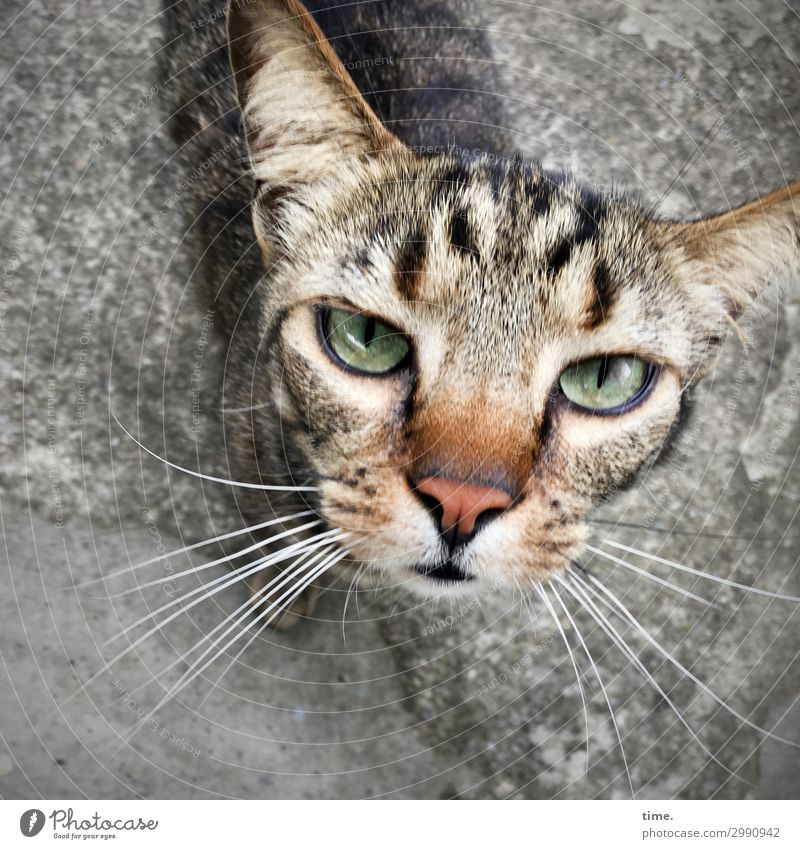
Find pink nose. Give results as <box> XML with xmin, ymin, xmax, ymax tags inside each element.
<box><xmin>413</xmin><ymin>476</ymin><xmax>513</xmax><ymax>548</ymax></box>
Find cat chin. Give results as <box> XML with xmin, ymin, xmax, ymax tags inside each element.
<box><xmin>337</xmin><ymin>556</ymin><xmax>491</xmax><ymax>600</ymax></box>
<box><xmin>399</xmin><ymin>564</ymin><xmax>494</xmax><ymax>602</ymax></box>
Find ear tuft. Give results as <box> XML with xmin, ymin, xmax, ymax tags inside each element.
<box><xmin>227</xmin><ymin>0</ymin><xmax>400</xmax><ymax>190</ymax></box>
<box><xmin>673</xmin><ymin>181</ymin><xmax>800</xmax><ymax>318</ymax></box>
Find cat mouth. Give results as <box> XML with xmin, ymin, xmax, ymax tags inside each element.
<box><xmin>414</xmin><ymin>559</ymin><xmax>475</xmax><ymax>583</ymax></box>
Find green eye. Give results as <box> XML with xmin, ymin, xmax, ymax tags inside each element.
<box><xmin>559</xmin><ymin>355</ymin><xmax>652</xmax><ymax>412</ymax></box>
<box><xmin>322</xmin><ymin>307</ymin><xmax>410</xmax><ymax>374</ymax></box>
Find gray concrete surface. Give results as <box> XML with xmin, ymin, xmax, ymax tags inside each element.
<box><xmin>1</xmin><ymin>0</ymin><xmax>799</xmax><ymax>799</ymax></box>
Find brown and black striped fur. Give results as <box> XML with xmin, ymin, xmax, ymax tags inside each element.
<box><xmin>160</xmin><ymin>0</ymin><xmax>800</xmax><ymax>615</ymax></box>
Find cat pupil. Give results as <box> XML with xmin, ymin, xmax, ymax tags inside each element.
<box><xmin>363</xmin><ymin>316</ymin><xmax>376</xmax><ymax>347</ymax></box>
<box><xmin>596</xmin><ymin>356</ymin><xmax>610</xmax><ymax>389</ymax></box>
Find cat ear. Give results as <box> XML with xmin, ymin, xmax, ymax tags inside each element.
<box><xmin>227</xmin><ymin>0</ymin><xmax>401</xmax><ymax>191</ymax></box>
<box><xmin>672</xmin><ymin>181</ymin><xmax>800</xmax><ymax>319</ymax></box>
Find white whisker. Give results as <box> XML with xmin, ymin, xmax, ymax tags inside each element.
<box><xmin>563</xmin><ymin>570</ymin><xmax>743</xmax><ymax>782</ymax></box>
<box><xmin>551</xmin><ymin>577</ymin><xmax>635</xmax><ymax>796</ymax></box>
<box><xmin>582</xmin><ymin>570</ymin><xmax>800</xmax><ymax>748</ymax></box>
<box><xmin>586</xmin><ymin>544</ymin><xmax>716</xmax><ymax>608</ymax></box>
<box><xmin>107</xmin><ymin>519</ymin><xmax>323</xmax><ymax>596</ymax></box>
<box><xmin>341</xmin><ymin>563</ymin><xmax>366</xmax><ymax>644</ymax></box>
<box><xmin>108</xmin><ymin>554</ymin><xmax>338</xmax><ymax>755</ymax></box>
<box><xmin>123</xmin><ymin>546</ymin><xmax>348</xmax><ymax>737</ymax></box>
<box><xmin>535</xmin><ymin>583</ymin><xmax>591</xmax><ymax>780</ymax></box>
<box><xmin>62</xmin><ymin>531</ymin><xmax>343</xmax><ymax>704</ymax></box>
<box><xmin>199</xmin><ymin>545</ymin><xmax>349</xmax><ymax>707</ymax></box>
<box><xmin>105</xmin><ymin>528</ymin><xmax>337</xmax><ymax>645</ymax></box>
<box><xmin>512</xmin><ymin>576</ymin><xmax>525</xmax><ymax>625</ymax></box>
<box><xmin>112</xmin><ymin>412</ymin><xmax>319</xmax><ymax>491</ymax></box>
<box><xmin>120</xmin><ymin>543</ymin><xmax>340</xmax><ymax>704</ymax></box>
<box><xmin>219</xmin><ymin>400</ymin><xmax>274</xmax><ymax>414</ymax></box>
<box><xmin>71</xmin><ymin>510</ymin><xmax>315</xmax><ymax>589</ymax></box>
<box><xmin>601</xmin><ymin>539</ymin><xmax>800</xmax><ymax>602</ymax></box>
<box><xmin>513</xmin><ymin>576</ymin><xmax>537</xmax><ymax>638</ymax></box>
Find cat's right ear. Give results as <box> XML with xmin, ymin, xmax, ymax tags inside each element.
<box><xmin>227</xmin><ymin>0</ymin><xmax>401</xmax><ymax>194</ymax></box>
<box><xmin>670</xmin><ymin>181</ymin><xmax>800</xmax><ymax>320</ymax></box>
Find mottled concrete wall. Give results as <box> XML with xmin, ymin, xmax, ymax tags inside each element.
<box><xmin>1</xmin><ymin>0</ymin><xmax>798</xmax><ymax>798</ymax></box>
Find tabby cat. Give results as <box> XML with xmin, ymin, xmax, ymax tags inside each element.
<box><xmin>160</xmin><ymin>0</ymin><xmax>799</xmax><ymax>627</ymax></box>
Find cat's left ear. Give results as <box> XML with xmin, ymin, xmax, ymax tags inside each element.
<box><xmin>670</xmin><ymin>181</ymin><xmax>800</xmax><ymax>319</ymax></box>
<box><xmin>227</xmin><ymin>0</ymin><xmax>401</xmax><ymax>193</ymax></box>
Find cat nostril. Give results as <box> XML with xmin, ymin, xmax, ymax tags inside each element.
<box><xmin>416</xmin><ymin>492</ymin><xmax>445</xmax><ymax>528</ymax></box>
<box><xmin>471</xmin><ymin>507</ymin><xmax>505</xmax><ymax>535</ymax></box>
<box><xmin>411</xmin><ymin>476</ymin><xmax>513</xmax><ymax>551</ymax></box>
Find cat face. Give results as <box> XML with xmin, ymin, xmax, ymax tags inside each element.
<box><xmin>228</xmin><ymin>0</ymin><xmax>800</xmax><ymax>597</ymax></box>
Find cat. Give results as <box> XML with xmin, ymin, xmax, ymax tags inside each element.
<box><xmin>159</xmin><ymin>0</ymin><xmax>799</xmax><ymax>630</ymax></box>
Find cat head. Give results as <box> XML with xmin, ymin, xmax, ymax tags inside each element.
<box><xmin>226</xmin><ymin>0</ymin><xmax>800</xmax><ymax>597</ymax></box>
